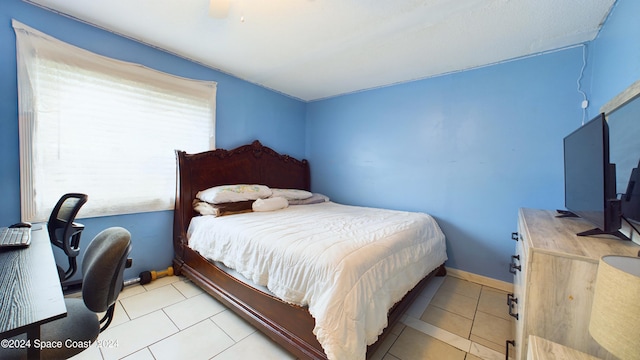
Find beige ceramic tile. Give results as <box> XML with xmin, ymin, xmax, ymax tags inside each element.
<box><xmin>390</xmin><ymin>321</ymin><xmax>406</xmax><ymax>337</ymax></box>
<box><xmin>163</xmin><ymin>292</ymin><xmax>226</xmax><ymax>330</ymax></box>
<box><xmin>141</xmin><ymin>273</ymin><xmax>181</xmax><ymax>291</ymax></box>
<box><xmin>149</xmin><ymin>319</ymin><xmax>235</xmax><ymax>360</ymax></box>
<box><xmin>117</xmin><ymin>283</ymin><xmax>147</xmax><ymax>300</ymax></box>
<box><xmin>465</xmin><ymin>352</ymin><xmax>484</xmax><ymax>360</ymax></box>
<box><xmin>389</xmin><ymin>327</ymin><xmax>466</xmax><ymax>360</ymax></box>
<box><xmin>382</xmin><ymin>354</ymin><xmax>401</xmax><ymax>360</ymax></box>
<box><xmin>121</xmin><ymin>348</ymin><xmax>156</xmax><ymax>360</ymax></box>
<box><xmin>404</xmin><ymin>275</ymin><xmax>445</xmax><ymax>318</ymax></box>
<box><xmin>119</xmin><ymin>284</ymin><xmax>186</xmax><ymax>319</ymax></box>
<box><xmin>469</xmin><ymin>341</ymin><xmax>506</xmax><ymax>360</ymax></box>
<box><xmin>70</xmin><ymin>273</ymin><xmax>521</xmax><ymax>360</ymax></box>
<box><xmin>99</xmin><ymin>311</ymin><xmax>179</xmax><ymax>360</ymax></box>
<box><xmin>439</xmin><ymin>277</ymin><xmax>482</xmax><ymax>299</ymax></box>
<box><xmin>403</xmin><ymin>316</ymin><xmax>471</xmax><ymax>353</ymax></box>
<box><xmin>68</xmin><ymin>340</ymin><xmax>102</xmax><ymax>360</ymax></box>
<box><xmin>95</xmin><ymin>300</ymin><xmax>129</xmax><ymax>330</ymax></box>
<box><xmin>210</xmin><ymin>309</ymin><xmax>256</xmax><ymax>342</ymax></box>
<box><xmin>369</xmin><ymin>332</ymin><xmax>399</xmax><ymax>360</ymax></box>
<box><xmin>470</xmin><ymin>311</ymin><xmax>513</xmax><ymax>350</ymax></box>
<box><xmin>477</xmin><ymin>286</ymin><xmax>512</xmax><ymax>321</ymax></box>
<box><xmin>429</xmin><ymin>287</ymin><xmax>478</xmax><ymax>320</ymax></box>
<box><xmin>212</xmin><ymin>331</ymin><xmax>296</xmax><ymax>360</ymax></box>
<box><xmin>420</xmin><ymin>304</ymin><xmax>473</xmax><ymax>339</ymax></box>
<box><xmin>106</xmin><ymin>300</ymin><xmax>130</xmax><ymax>328</ymax></box>
<box><xmin>469</xmin><ymin>335</ymin><xmax>505</xmax><ymax>356</ymax></box>
<box><xmin>172</xmin><ymin>278</ymin><xmax>204</xmax><ymax>298</ymax></box>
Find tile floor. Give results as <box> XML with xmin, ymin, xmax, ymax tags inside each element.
<box><xmin>68</xmin><ymin>274</ymin><xmax>513</xmax><ymax>360</ymax></box>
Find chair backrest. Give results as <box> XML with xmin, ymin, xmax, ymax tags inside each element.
<box><xmin>48</xmin><ymin>193</ymin><xmax>88</xmax><ymax>257</ymax></box>
<box><xmin>81</xmin><ymin>227</ymin><xmax>132</xmax><ymax>313</ymax></box>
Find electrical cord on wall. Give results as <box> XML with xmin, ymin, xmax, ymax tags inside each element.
<box><xmin>577</xmin><ymin>44</ymin><xmax>589</xmax><ymax>125</ymax></box>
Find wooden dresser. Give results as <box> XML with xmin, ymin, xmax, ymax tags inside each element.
<box><xmin>510</xmin><ymin>208</ymin><xmax>639</xmax><ymax>360</ymax></box>
<box><xmin>527</xmin><ymin>335</ymin><xmax>601</xmax><ymax>360</ymax></box>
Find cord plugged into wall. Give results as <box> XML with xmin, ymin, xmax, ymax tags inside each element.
<box><xmin>577</xmin><ymin>44</ymin><xmax>588</xmax><ymax>125</ymax></box>
<box><xmin>581</xmin><ymin>100</ymin><xmax>589</xmax><ymax>109</ymax></box>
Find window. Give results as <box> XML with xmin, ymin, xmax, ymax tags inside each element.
<box><xmin>14</xmin><ymin>20</ymin><xmax>217</xmax><ymax>222</ymax></box>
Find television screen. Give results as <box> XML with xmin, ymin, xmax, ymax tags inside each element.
<box><xmin>606</xmin><ymin>94</ymin><xmax>640</xmax><ymax>225</ymax></box>
<box><xmin>563</xmin><ymin>113</ymin><xmax>622</xmax><ymax>235</ymax></box>
<box><xmin>622</xmin><ymin>161</ymin><xmax>640</xmax><ymax>223</ymax></box>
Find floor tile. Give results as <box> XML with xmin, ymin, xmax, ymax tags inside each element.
<box><xmin>68</xmin><ymin>340</ymin><xmax>102</xmax><ymax>360</ymax></box>
<box><xmin>142</xmin><ymin>274</ymin><xmax>181</xmax><ymax>291</ymax></box>
<box><xmin>403</xmin><ymin>316</ymin><xmax>471</xmax><ymax>353</ymax></box>
<box><xmin>210</xmin><ymin>309</ymin><xmax>256</xmax><ymax>342</ymax></box>
<box><xmin>439</xmin><ymin>277</ymin><xmax>482</xmax><ymax>299</ymax></box>
<box><xmin>420</xmin><ymin>304</ymin><xmax>473</xmax><ymax>339</ymax></box>
<box><xmin>477</xmin><ymin>287</ymin><xmax>511</xmax><ymax>321</ymax></box>
<box><xmin>469</xmin><ymin>341</ymin><xmax>506</xmax><ymax>360</ymax></box>
<box><xmin>149</xmin><ymin>319</ymin><xmax>235</xmax><ymax>360</ymax></box>
<box><xmin>370</xmin><ymin>332</ymin><xmax>399</xmax><ymax>360</ymax></box>
<box><xmin>212</xmin><ymin>331</ymin><xmax>296</xmax><ymax>360</ymax></box>
<box><xmin>470</xmin><ymin>311</ymin><xmax>513</xmax><ymax>354</ymax></box>
<box><xmin>390</xmin><ymin>322</ymin><xmax>406</xmax><ymax>337</ymax></box>
<box><xmin>172</xmin><ymin>278</ymin><xmax>204</xmax><ymax>298</ymax></box>
<box><xmin>119</xmin><ymin>284</ymin><xmax>186</xmax><ymax>319</ymax></box>
<box><xmin>469</xmin><ymin>335</ymin><xmax>505</xmax><ymax>356</ymax></box>
<box><xmin>389</xmin><ymin>327</ymin><xmax>466</xmax><ymax>360</ymax></box>
<box><xmin>121</xmin><ymin>348</ymin><xmax>155</xmax><ymax>360</ymax></box>
<box><xmin>81</xmin><ymin>273</ymin><xmax>513</xmax><ymax>360</ymax></box>
<box><xmin>465</xmin><ymin>353</ymin><xmax>484</xmax><ymax>360</ymax></box>
<box><xmin>404</xmin><ymin>276</ymin><xmax>444</xmax><ymax>318</ymax></box>
<box><xmin>429</xmin><ymin>287</ymin><xmax>478</xmax><ymax>320</ymax></box>
<box><xmin>98</xmin><ymin>311</ymin><xmax>179</xmax><ymax>360</ymax></box>
<box><xmin>108</xmin><ymin>300</ymin><xmax>130</xmax><ymax>328</ymax></box>
<box><xmin>118</xmin><ymin>283</ymin><xmax>148</xmax><ymax>300</ymax></box>
<box><xmin>163</xmin><ymin>292</ymin><xmax>226</xmax><ymax>330</ymax></box>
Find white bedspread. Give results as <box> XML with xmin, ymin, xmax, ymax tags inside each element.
<box><xmin>188</xmin><ymin>202</ymin><xmax>447</xmax><ymax>360</ymax></box>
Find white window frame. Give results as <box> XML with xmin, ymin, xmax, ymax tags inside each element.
<box><xmin>13</xmin><ymin>20</ymin><xmax>216</xmax><ymax>222</ymax></box>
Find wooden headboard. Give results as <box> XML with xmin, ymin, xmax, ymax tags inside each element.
<box><xmin>173</xmin><ymin>141</ymin><xmax>310</xmax><ymax>259</ymax></box>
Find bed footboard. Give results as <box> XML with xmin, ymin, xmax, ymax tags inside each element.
<box><xmin>175</xmin><ymin>247</ymin><xmax>444</xmax><ymax>360</ymax></box>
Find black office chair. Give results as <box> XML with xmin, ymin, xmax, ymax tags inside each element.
<box><xmin>48</xmin><ymin>193</ymin><xmax>88</xmax><ymax>283</ymax></box>
<box><xmin>0</xmin><ymin>227</ymin><xmax>132</xmax><ymax>360</ymax></box>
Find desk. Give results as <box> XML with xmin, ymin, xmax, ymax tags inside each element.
<box><xmin>0</xmin><ymin>226</ymin><xmax>67</xmax><ymax>359</ymax></box>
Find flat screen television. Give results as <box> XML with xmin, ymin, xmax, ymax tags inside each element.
<box><xmin>622</xmin><ymin>160</ymin><xmax>640</xmax><ymax>223</ymax></box>
<box><xmin>562</xmin><ymin>113</ymin><xmax>630</xmax><ymax>241</ymax></box>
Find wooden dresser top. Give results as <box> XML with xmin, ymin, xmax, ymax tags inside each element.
<box><xmin>519</xmin><ymin>208</ymin><xmax>639</xmax><ymax>263</ymax></box>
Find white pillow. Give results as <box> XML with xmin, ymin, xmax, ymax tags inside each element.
<box><xmin>252</xmin><ymin>197</ymin><xmax>288</xmax><ymax>212</ymax></box>
<box><xmin>270</xmin><ymin>188</ymin><xmax>313</xmax><ymax>200</ymax></box>
<box><xmin>196</xmin><ymin>184</ymin><xmax>272</xmax><ymax>204</ymax></box>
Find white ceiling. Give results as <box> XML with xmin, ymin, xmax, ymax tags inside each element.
<box><xmin>26</xmin><ymin>0</ymin><xmax>616</xmax><ymax>101</ymax></box>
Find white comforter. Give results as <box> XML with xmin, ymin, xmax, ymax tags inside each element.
<box><xmin>188</xmin><ymin>202</ymin><xmax>447</xmax><ymax>360</ymax></box>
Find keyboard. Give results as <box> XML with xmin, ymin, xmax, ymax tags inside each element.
<box><xmin>0</xmin><ymin>227</ymin><xmax>32</xmax><ymax>248</ymax></box>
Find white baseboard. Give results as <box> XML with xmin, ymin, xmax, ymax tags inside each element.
<box><xmin>445</xmin><ymin>267</ymin><xmax>513</xmax><ymax>293</ymax></box>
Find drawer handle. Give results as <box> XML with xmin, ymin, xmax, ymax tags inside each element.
<box><xmin>511</xmin><ymin>232</ymin><xmax>519</xmax><ymax>241</ymax></box>
<box><xmin>509</xmin><ymin>255</ymin><xmax>521</xmax><ymax>274</ymax></box>
<box><xmin>506</xmin><ymin>340</ymin><xmax>516</xmax><ymax>360</ymax></box>
<box><xmin>507</xmin><ymin>293</ymin><xmax>519</xmax><ymax>320</ymax></box>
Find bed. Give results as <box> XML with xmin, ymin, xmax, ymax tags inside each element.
<box><xmin>172</xmin><ymin>140</ymin><xmax>447</xmax><ymax>360</ymax></box>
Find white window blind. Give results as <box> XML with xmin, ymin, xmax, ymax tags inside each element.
<box><xmin>13</xmin><ymin>20</ymin><xmax>217</xmax><ymax>222</ymax></box>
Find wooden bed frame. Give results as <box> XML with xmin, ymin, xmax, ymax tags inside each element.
<box><xmin>172</xmin><ymin>140</ymin><xmax>446</xmax><ymax>359</ymax></box>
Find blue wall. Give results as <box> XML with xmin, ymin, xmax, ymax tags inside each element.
<box><xmin>587</xmin><ymin>0</ymin><xmax>640</xmax><ymax>114</ymax></box>
<box><xmin>0</xmin><ymin>0</ymin><xmax>306</xmax><ymax>281</ymax></box>
<box><xmin>306</xmin><ymin>49</ymin><xmax>586</xmax><ymax>281</ymax></box>
<box><xmin>1</xmin><ymin>0</ymin><xmax>638</xmax><ymax>284</ymax></box>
